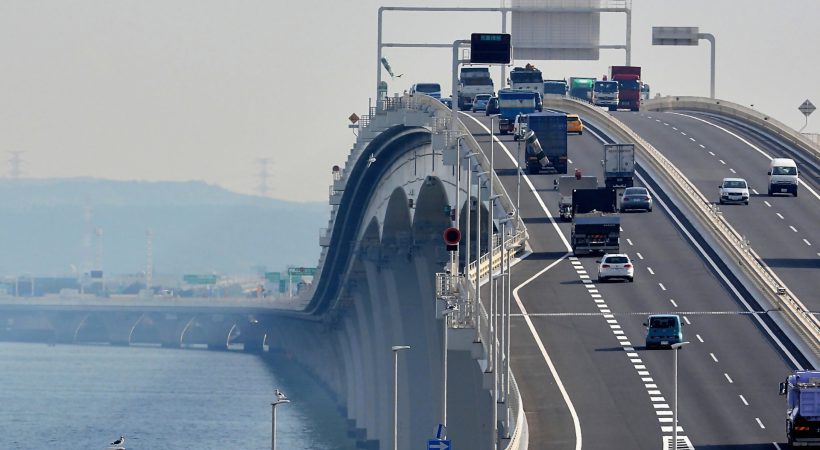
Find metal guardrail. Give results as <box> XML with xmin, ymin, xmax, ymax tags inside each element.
<box><xmin>542</xmin><ymin>95</ymin><xmax>820</xmax><ymax>352</ymax></box>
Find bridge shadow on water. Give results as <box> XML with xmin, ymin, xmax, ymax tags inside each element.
<box><xmin>762</xmin><ymin>258</ymin><xmax>820</xmax><ymax>269</ymax></box>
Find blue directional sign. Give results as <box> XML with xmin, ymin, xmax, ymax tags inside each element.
<box><xmin>427</xmin><ymin>439</ymin><xmax>451</xmax><ymax>450</ymax></box>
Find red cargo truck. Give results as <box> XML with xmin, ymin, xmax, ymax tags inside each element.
<box><xmin>609</xmin><ymin>66</ymin><xmax>641</xmax><ymax>111</ymax></box>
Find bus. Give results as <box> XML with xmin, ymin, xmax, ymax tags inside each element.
<box><xmin>410</xmin><ymin>83</ymin><xmax>442</xmax><ymax>100</ymax></box>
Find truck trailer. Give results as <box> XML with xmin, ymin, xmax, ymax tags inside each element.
<box><xmin>780</xmin><ymin>371</ymin><xmax>820</xmax><ymax>447</ymax></box>
<box><xmin>525</xmin><ymin>112</ymin><xmax>568</xmax><ymax>174</ymax></box>
<box><xmin>609</xmin><ymin>66</ymin><xmax>642</xmax><ymax>111</ymax></box>
<box><xmin>497</xmin><ymin>89</ymin><xmax>538</xmax><ymax>134</ymax></box>
<box><xmin>603</xmin><ymin>143</ymin><xmax>635</xmax><ymax>188</ymax></box>
<box><xmin>558</xmin><ymin>175</ymin><xmax>599</xmax><ymax>220</ymax></box>
<box><xmin>571</xmin><ymin>187</ymin><xmax>620</xmax><ymax>255</ymax></box>
<box><xmin>458</xmin><ymin>67</ymin><xmax>494</xmax><ymax>111</ymax></box>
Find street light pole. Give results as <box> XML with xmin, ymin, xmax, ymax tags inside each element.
<box><xmin>671</xmin><ymin>341</ymin><xmax>689</xmax><ymax>449</ymax></box>
<box><xmin>441</xmin><ymin>305</ymin><xmax>456</xmax><ymax>433</ymax></box>
<box><xmin>271</xmin><ymin>390</ymin><xmax>290</xmax><ymax>450</ymax></box>
<box><xmin>392</xmin><ymin>345</ymin><xmax>411</xmax><ymax>450</ymax></box>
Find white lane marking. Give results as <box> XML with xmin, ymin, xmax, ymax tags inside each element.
<box><xmin>655</xmin><ymin>119</ymin><xmax>661</xmax><ymax>122</ymax></box>
<box><xmin>764</xmin><ymin>201</ymin><xmax>772</xmax><ymax>207</ymax></box>
<box><xmin>462</xmin><ymin>113</ymin><xmax>573</xmax><ymax>249</ymax></box>
<box><xmin>627</xmin><ymin>238</ymin><xmax>634</xmax><ymax>246</ymax></box>
<box><xmin>739</xmin><ymin>395</ymin><xmax>749</xmax><ymax>406</ymax></box>
<box><xmin>650</xmin><ymin>396</ymin><xmax>665</xmax><ymax>402</ymax></box>
<box><xmin>729</xmin><ymin>168</ymin><xmax>736</xmax><ymax>174</ymax></box>
<box><xmin>790</xmin><ymin>226</ymin><xmax>798</xmax><ymax>233</ymax></box>
<box><xmin>636</xmin><ymin>252</ymin><xmax>644</xmax><ymax>260</ymax></box>
<box><xmin>756</xmin><ymin>418</ymin><xmax>766</xmax><ymax>429</ymax></box>
<box><xmin>708</xmin><ymin>151</ymin><xmax>716</xmax><ymax>156</ymax></box>
<box><xmin>663</xmin><ymin>122</ymin><xmax>669</xmax><ymax>126</ymax></box>
<box><xmin>568</xmin><ymin>159</ymin><xmax>573</xmax><ymax>164</ymax></box>
<box><xmin>683</xmin><ymin>316</ymin><xmax>691</xmax><ymax>325</ymax></box>
<box><xmin>670</xmin><ymin>112</ymin><xmax>820</xmax><ymax>200</ymax></box>
<box><xmin>670</xmin><ymin>299</ymin><xmax>678</xmax><ymax>308</ymax></box>
<box><xmin>696</xmin><ymin>334</ymin><xmax>704</xmax><ymax>343</ymax></box>
<box><xmin>672</xmin><ymin>127</ymin><xmax>678</xmax><ymax>131</ymax></box>
<box><xmin>689</xmin><ymin>137</ymin><xmax>696</xmax><ymax>142</ymax></box>
<box><xmin>752</xmin><ymin>188</ymin><xmax>758</xmax><ymax>195</ymax></box>
<box><xmin>681</xmin><ymin>132</ymin><xmax>687</xmax><ymax>136</ymax></box>
<box><xmin>776</xmin><ymin>213</ymin><xmax>784</xmax><ymax>219</ymax></box>
<box><xmin>510</xmin><ymin>255</ymin><xmax>583</xmax><ymax>450</ymax></box>
<box><xmin>719</xmin><ymin>159</ymin><xmax>726</xmax><ymax>165</ymax></box>
<box><xmin>656</xmin><ymin>410</ymin><xmax>672</xmax><ymax>416</ymax></box>
<box><xmin>648</xmin><ymin>390</ymin><xmax>661</xmax><ymax>395</ymax></box>
<box><xmin>620</xmin><ymin>226</ymin><xmax>624</xmax><ymax>232</ymax></box>
<box><xmin>632</xmin><ymin>171</ymin><xmax>805</xmax><ymax>369</ymax></box>
<box><xmin>699</xmin><ymin>144</ymin><xmax>705</xmax><ymax>149</ymax></box>
<box><xmin>774</xmin><ymin>443</ymin><xmax>783</xmax><ymax>450</ymax></box>
<box><xmin>725</xmin><ymin>373</ymin><xmax>734</xmax><ymax>383</ymax></box>
<box><xmin>653</xmin><ymin>403</ymin><xmax>670</xmax><ymax>409</ymax></box>
<box><xmin>658</xmin><ymin>417</ymin><xmax>673</xmax><ymax>423</ymax></box>
<box><xmin>659</xmin><ymin>283</ymin><xmax>667</xmax><ymax>291</ymax></box>
<box><xmin>464</xmin><ymin>113</ymin><xmax>583</xmax><ymax>449</ymax></box>
<box><xmin>647</xmin><ymin>267</ymin><xmax>655</xmax><ymax>275</ymax></box>
<box><xmin>710</xmin><ymin>353</ymin><xmax>718</xmax><ymax>362</ymax></box>
<box><xmin>804</xmin><ymin>239</ymin><xmax>812</xmax><ymax>246</ymax></box>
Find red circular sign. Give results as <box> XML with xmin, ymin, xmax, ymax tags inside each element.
<box><xmin>443</xmin><ymin>227</ymin><xmax>461</xmax><ymax>245</ymax></box>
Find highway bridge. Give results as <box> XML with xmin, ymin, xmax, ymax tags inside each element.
<box><xmin>2</xmin><ymin>94</ymin><xmax>818</xmax><ymax>450</ymax></box>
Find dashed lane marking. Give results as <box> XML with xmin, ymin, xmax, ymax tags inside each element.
<box><xmin>739</xmin><ymin>395</ymin><xmax>749</xmax><ymax>406</ymax></box>
<box><xmin>710</xmin><ymin>353</ymin><xmax>718</xmax><ymax>362</ymax></box>
<box><xmin>725</xmin><ymin>373</ymin><xmax>734</xmax><ymax>384</ymax></box>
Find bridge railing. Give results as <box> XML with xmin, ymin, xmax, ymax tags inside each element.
<box><xmin>542</xmin><ymin>95</ymin><xmax>820</xmax><ymax>353</ymax></box>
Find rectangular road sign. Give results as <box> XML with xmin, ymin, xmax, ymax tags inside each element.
<box><xmin>427</xmin><ymin>439</ymin><xmax>451</xmax><ymax>450</ymax></box>
<box><xmin>652</xmin><ymin>26</ymin><xmax>699</xmax><ymax>46</ymax></box>
<box><xmin>287</xmin><ymin>267</ymin><xmax>317</xmax><ymax>276</ymax></box>
<box><xmin>470</xmin><ymin>33</ymin><xmax>511</xmax><ymax>64</ymax></box>
<box><xmin>265</xmin><ymin>272</ymin><xmax>281</xmax><ymax>282</ymax></box>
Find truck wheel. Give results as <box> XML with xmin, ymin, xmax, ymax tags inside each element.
<box><xmin>608</xmin><ymin>106</ymin><xmax>616</xmax><ymax>112</ymax></box>
<box><xmin>628</xmin><ymin>277</ymin><xmax>634</xmax><ymax>283</ymax></box>
<box><xmin>579</xmin><ymin>131</ymin><xmax>583</xmax><ymax>135</ymax></box>
<box><xmin>768</xmin><ymin>187</ymin><xmax>773</xmax><ymax>196</ymax></box>
<box><xmin>794</xmin><ymin>189</ymin><xmax>798</xmax><ymax>197</ymax></box>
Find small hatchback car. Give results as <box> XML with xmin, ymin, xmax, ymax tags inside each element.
<box><xmin>472</xmin><ymin>94</ymin><xmax>492</xmax><ymax>112</ymax></box>
<box><xmin>644</xmin><ymin>314</ymin><xmax>684</xmax><ymax>349</ymax></box>
<box><xmin>596</xmin><ymin>253</ymin><xmax>634</xmax><ymax>282</ymax></box>
<box><xmin>621</xmin><ymin>187</ymin><xmax>653</xmax><ymax>212</ymax></box>
<box><xmin>566</xmin><ymin>114</ymin><xmax>583</xmax><ymax>135</ymax></box>
<box><xmin>719</xmin><ymin>177</ymin><xmax>750</xmax><ymax>205</ymax></box>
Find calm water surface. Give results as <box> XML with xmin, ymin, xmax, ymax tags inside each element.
<box><xmin>0</xmin><ymin>342</ymin><xmax>356</xmax><ymax>450</ymax></box>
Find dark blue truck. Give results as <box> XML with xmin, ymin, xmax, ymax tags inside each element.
<box><xmin>524</xmin><ymin>112</ymin><xmax>568</xmax><ymax>174</ymax></box>
<box><xmin>780</xmin><ymin>371</ymin><xmax>820</xmax><ymax>447</ymax></box>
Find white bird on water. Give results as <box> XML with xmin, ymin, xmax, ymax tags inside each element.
<box><xmin>106</xmin><ymin>435</ymin><xmax>125</xmax><ymax>450</ymax></box>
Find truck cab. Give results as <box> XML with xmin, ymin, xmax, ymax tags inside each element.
<box><xmin>592</xmin><ymin>80</ymin><xmax>620</xmax><ymax>110</ymax></box>
<box><xmin>780</xmin><ymin>371</ymin><xmax>820</xmax><ymax>447</ymax></box>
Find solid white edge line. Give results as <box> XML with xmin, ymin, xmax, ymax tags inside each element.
<box><xmin>669</xmin><ymin>112</ymin><xmax>820</xmax><ymax>201</ymax></box>
<box><xmin>588</xmin><ymin>118</ymin><xmax>806</xmax><ymax>369</ymax></box>
<box><xmin>460</xmin><ymin>112</ymin><xmax>583</xmax><ymax>450</ymax></box>
<box><xmin>460</xmin><ymin>112</ymin><xmax>573</xmax><ymax>250</ymax></box>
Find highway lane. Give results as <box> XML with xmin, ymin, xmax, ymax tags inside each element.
<box><xmin>615</xmin><ymin>111</ymin><xmax>820</xmax><ymax>313</ymax></box>
<box><xmin>459</xmin><ymin>110</ymin><xmax>802</xmax><ymax>449</ymax></box>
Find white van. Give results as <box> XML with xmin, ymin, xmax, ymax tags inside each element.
<box><xmin>768</xmin><ymin>158</ymin><xmax>799</xmax><ymax>196</ymax></box>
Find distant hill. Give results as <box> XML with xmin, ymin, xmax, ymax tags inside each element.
<box><xmin>0</xmin><ymin>178</ymin><xmax>329</xmax><ymax>276</ymax></box>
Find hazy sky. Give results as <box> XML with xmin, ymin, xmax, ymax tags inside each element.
<box><xmin>2</xmin><ymin>1</ymin><xmax>818</xmax><ymax>201</ymax></box>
